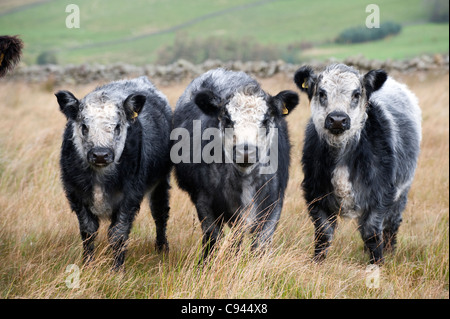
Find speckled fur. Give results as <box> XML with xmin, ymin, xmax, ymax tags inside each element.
<box><xmin>173</xmin><ymin>68</ymin><xmax>299</xmax><ymax>259</ymax></box>
<box><xmin>295</xmin><ymin>64</ymin><xmax>421</xmax><ymax>263</ymax></box>
<box><xmin>56</xmin><ymin>76</ymin><xmax>173</xmax><ymax>270</ymax></box>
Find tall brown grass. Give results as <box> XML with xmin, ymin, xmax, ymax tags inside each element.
<box><xmin>0</xmin><ymin>72</ymin><xmax>448</xmax><ymax>298</ymax></box>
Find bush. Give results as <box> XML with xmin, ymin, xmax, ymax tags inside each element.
<box><xmin>156</xmin><ymin>33</ymin><xmax>301</xmax><ymax>64</ymax></box>
<box><xmin>425</xmin><ymin>0</ymin><xmax>449</xmax><ymax>23</ymax></box>
<box><xmin>36</xmin><ymin>51</ymin><xmax>58</xmax><ymax>65</ymax></box>
<box><xmin>335</xmin><ymin>21</ymin><xmax>402</xmax><ymax>44</ymax></box>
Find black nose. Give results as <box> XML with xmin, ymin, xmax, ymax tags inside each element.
<box><xmin>233</xmin><ymin>144</ymin><xmax>258</xmax><ymax>168</ymax></box>
<box><xmin>325</xmin><ymin>111</ymin><xmax>351</xmax><ymax>134</ymax></box>
<box><xmin>88</xmin><ymin>148</ymin><xmax>114</xmax><ymax>166</ymax></box>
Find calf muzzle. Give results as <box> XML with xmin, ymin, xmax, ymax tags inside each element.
<box><xmin>233</xmin><ymin>143</ymin><xmax>258</xmax><ymax>168</ymax></box>
<box><xmin>87</xmin><ymin>147</ymin><xmax>114</xmax><ymax>166</ymax></box>
<box><xmin>325</xmin><ymin>111</ymin><xmax>351</xmax><ymax>135</ymax></box>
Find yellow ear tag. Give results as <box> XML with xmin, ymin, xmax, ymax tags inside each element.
<box><xmin>302</xmin><ymin>79</ymin><xmax>308</xmax><ymax>89</ymax></box>
<box><xmin>132</xmin><ymin>111</ymin><xmax>138</xmax><ymax>120</ymax></box>
<box><xmin>282</xmin><ymin>102</ymin><xmax>289</xmax><ymax>115</ymax></box>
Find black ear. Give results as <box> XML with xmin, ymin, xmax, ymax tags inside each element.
<box><xmin>55</xmin><ymin>90</ymin><xmax>79</xmax><ymax>120</ymax></box>
<box><xmin>124</xmin><ymin>93</ymin><xmax>146</xmax><ymax>121</ymax></box>
<box><xmin>271</xmin><ymin>90</ymin><xmax>299</xmax><ymax>117</ymax></box>
<box><xmin>194</xmin><ymin>89</ymin><xmax>221</xmax><ymax>116</ymax></box>
<box><xmin>363</xmin><ymin>69</ymin><xmax>387</xmax><ymax>99</ymax></box>
<box><xmin>294</xmin><ymin>66</ymin><xmax>317</xmax><ymax>100</ymax></box>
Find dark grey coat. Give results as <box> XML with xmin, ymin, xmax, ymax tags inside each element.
<box><xmin>173</xmin><ymin>68</ymin><xmax>299</xmax><ymax>259</ymax></box>
<box><xmin>56</xmin><ymin>76</ymin><xmax>172</xmax><ymax>270</ymax></box>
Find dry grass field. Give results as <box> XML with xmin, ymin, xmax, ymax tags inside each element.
<box><xmin>0</xmin><ymin>71</ymin><xmax>448</xmax><ymax>298</ymax></box>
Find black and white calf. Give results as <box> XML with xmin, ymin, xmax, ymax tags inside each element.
<box><xmin>56</xmin><ymin>76</ymin><xmax>172</xmax><ymax>270</ymax></box>
<box><xmin>294</xmin><ymin>64</ymin><xmax>421</xmax><ymax>264</ymax></box>
<box><xmin>173</xmin><ymin>68</ymin><xmax>298</xmax><ymax>259</ymax></box>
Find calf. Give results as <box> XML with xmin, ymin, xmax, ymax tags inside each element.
<box><xmin>0</xmin><ymin>35</ymin><xmax>23</xmax><ymax>77</ymax></box>
<box><xmin>56</xmin><ymin>76</ymin><xmax>172</xmax><ymax>270</ymax></box>
<box><xmin>172</xmin><ymin>68</ymin><xmax>298</xmax><ymax>259</ymax></box>
<box><xmin>294</xmin><ymin>64</ymin><xmax>421</xmax><ymax>264</ymax></box>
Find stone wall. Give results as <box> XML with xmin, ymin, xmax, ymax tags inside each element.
<box><xmin>2</xmin><ymin>54</ymin><xmax>448</xmax><ymax>85</ymax></box>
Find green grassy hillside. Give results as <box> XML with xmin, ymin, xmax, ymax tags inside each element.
<box><xmin>0</xmin><ymin>0</ymin><xmax>448</xmax><ymax>65</ymax></box>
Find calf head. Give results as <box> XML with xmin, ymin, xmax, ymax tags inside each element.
<box><xmin>194</xmin><ymin>85</ymin><xmax>298</xmax><ymax>172</ymax></box>
<box><xmin>56</xmin><ymin>90</ymin><xmax>145</xmax><ymax>169</ymax></box>
<box><xmin>294</xmin><ymin>64</ymin><xmax>387</xmax><ymax>147</ymax></box>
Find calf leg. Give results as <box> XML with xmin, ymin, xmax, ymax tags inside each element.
<box><xmin>108</xmin><ymin>204</ymin><xmax>139</xmax><ymax>271</ymax></box>
<box><xmin>195</xmin><ymin>195</ymin><xmax>223</xmax><ymax>261</ymax></box>
<box><xmin>359</xmin><ymin>211</ymin><xmax>384</xmax><ymax>264</ymax></box>
<box><xmin>383</xmin><ymin>214</ymin><xmax>404</xmax><ymax>254</ymax></box>
<box><xmin>383</xmin><ymin>219</ymin><xmax>401</xmax><ymax>253</ymax></box>
<box><xmin>383</xmin><ymin>194</ymin><xmax>407</xmax><ymax>253</ymax></box>
<box><xmin>150</xmin><ymin>177</ymin><xmax>170</xmax><ymax>253</ymax></box>
<box><xmin>310</xmin><ymin>208</ymin><xmax>337</xmax><ymax>262</ymax></box>
<box><xmin>201</xmin><ymin>220</ymin><xmax>223</xmax><ymax>261</ymax></box>
<box><xmin>251</xmin><ymin>203</ymin><xmax>281</xmax><ymax>252</ymax></box>
<box><xmin>75</xmin><ymin>207</ymin><xmax>99</xmax><ymax>265</ymax></box>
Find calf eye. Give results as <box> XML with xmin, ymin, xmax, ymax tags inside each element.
<box><xmin>114</xmin><ymin>124</ymin><xmax>121</xmax><ymax>135</ymax></box>
<box><xmin>352</xmin><ymin>92</ymin><xmax>361</xmax><ymax>104</ymax></box>
<box><xmin>318</xmin><ymin>89</ymin><xmax>327</xmax><ymax>104</ymax></box>
<box><xmin>81</xmin><ymin>124</ymin><xmax>88</xmax><ymax>136</ymax></box>
<box><xmin>222</xmin><ymin>116</ymin><xmax>233</xmax><ymax>128</ymax></box>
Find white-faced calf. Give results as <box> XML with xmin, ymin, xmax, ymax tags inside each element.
<box><xmin>294</xmin><ymin>64</ymin><xmax>421</xmax><ymax>264</ymax></box>
<box><xmin>56</xmin><ymin>76</ymin><xmax>172</xmax><ymax>270</ymax></box>
<box><xmin>173</xmin><ymin>68</ymin><xmax>298</xmax><ymax>259</ymax></box>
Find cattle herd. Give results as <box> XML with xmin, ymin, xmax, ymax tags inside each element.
<box><xmin>0</xmin><ymin>35</ymin><xmax>422</xmax><ymax>270</ymax></box>
<box><xmin>53</xmin><ymin>64</ymin><xmax>421</xmax><ymax>270</ymax></box>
